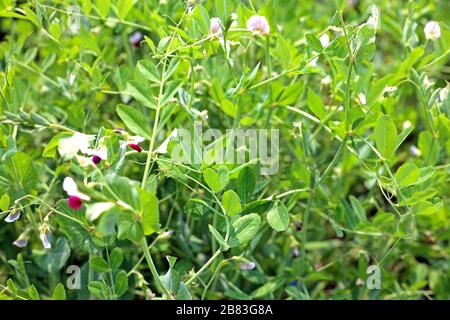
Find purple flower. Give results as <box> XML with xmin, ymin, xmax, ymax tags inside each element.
<box><xmin>13</xmin><ymin>238</ymin><xmax>28</xmax><ymax>248</ymax></box>
<box><xmin>4</xmin><ymin>210</ymin><xmax>21</xmax><ymax>223</ymax></box>
<box><xmin>129</xmin><ymin>31</ymin><xmax>143</xmax><ymax>48</ymax></box>
<box><xmin>239</xmin><ymin>262</ymin><xmax>256</xmax><ymax>271</ymax></box>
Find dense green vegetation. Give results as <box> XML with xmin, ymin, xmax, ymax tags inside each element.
<box><xmin>0</xmin><ymin>0</ymin><xmax>449</xmax><ymax>300</ymax></box>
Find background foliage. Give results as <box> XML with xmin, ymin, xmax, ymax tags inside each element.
<box><xmin>0</xmin><ymin>0</ymin><xmax>449</xmax><ymax>300</ymax></box>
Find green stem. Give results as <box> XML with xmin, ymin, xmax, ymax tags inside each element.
<box><xmin>140</xmin><ymin>237</ymin><xmax>174</xmax><ymax>299</ymax></box>
<box><xmin>185</xmin><ymin>249</ymin><xmax>222</xmax><ymax>286</ymax></box>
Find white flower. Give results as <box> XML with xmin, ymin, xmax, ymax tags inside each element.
<box><xmin>410</xmin><ymin>145</ymin><xmax>421</xmax><ymax>157</ymax></box>
<box><xmin>367</xmin><ymin>5</ymin><xmax>380</xmax><ymax>29</ymax></box>
<box><xmin>156</xmin><ymin>129</ymin><xmax>179</xmax><ymax>154</ymax></box>
<box><xmin>403</xmin><ymin>120</ymin><xmax>412</xmax><ymax>129</ymax></box>
<box><xmin>87</xmin><ymin>137</ymin><xmax>108</xmax><ymax>164</ymax></box>
<box><xmin>423</xmin><ymin>76</ymin><xmax>432</xmax><ymax>88</ymax></box>
<box><xmin>39</xmin><ymin>224</ymin><xmax>51</xmax><ymax>249</ymax></box>
<box><xmin>358</xmin><ymin>93</ymin><xmax>367</xmax><ymax>105</ymax></box>
<box><xmin>321</xmin><ymin>75</ymin><xmax>332</xmax><ymax>86</ymax></box>
<box><xmin>319</xmin><ymin>33</ymin><xmax>330</xmax><ymax>48</ymax></box>
<box><xmin>424</xmin><ymin>21</ymin><xmax>441</xmax><ymax>40</ymax></box>
<box><xmin>231</xmin><ymin>13</ymin><xmax>238</xmax><ymax>28</ymax></box>
<box><xmin>439</xmin><ymin>87</ymin><xmax>448</xmax><ymax>102</ymax></box>
<box><xmin>58</xmin><ymin>132</ymin><xmax>95</xmax><ymax>159</ymax></box>
<box><xmin>63</xmin><ymin>177</ymin><xmax>91</xmax><ymax>201</ymax></box>
<box><xmin>239</xmin><ymin>262</ymin><xmax>256</xmax><ymax>271</ymax></box>
<box><xmin>85</xmin><ymin>202</ymin><xmax>115</xmax><ymax>221</ymax></box>
<box><xmin>246</xmin><ymin>15</ymin><xmax>270</xmax><ymax>35</ymax></box>
<box><xmin>210</xmin><ymin>17</ymin><xmax>222</xmax><ymax>35</ymax></box>
<box><xmin>383</xmin><ymin>86</ymin><xmax>397</xmax><ymax>94</ymax></box>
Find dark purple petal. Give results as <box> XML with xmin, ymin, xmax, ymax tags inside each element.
<box><xmin>68</xmin><ymin>195</ymin><xmax>83</xmax><ymax>210</ymax></box>
<box><xmin>92</xmin><ymin>155</ymin><xmax>102</xmax><ymax>164</ymax></box>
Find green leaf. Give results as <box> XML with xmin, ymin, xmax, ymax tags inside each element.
<box><xmin>192</xmin><ymin>5</ymin><xmax>210</xmax><ymax>35</ymax></box>
<box><xmin>43</xmin><ymin>132</ymin><xmax>72</xmax><ymax>158</ymax></box>
<box><xmin>114</xmin><ymin>271</ymin><xmax>128</xmax><ymax>297</ymax></box>
<box><xmin>89</xmin><ymin>256</ymin><xmax>109</xmax><ymax>272</ymax></box>
<box><xmin>0</xmin><ymin>151</ymin><xmax>37</xmax><ymax>197</ymax></box>
<box><xmin>396</xmin><ymin>213</ymin><xmax>416</xmax><ymax>239</ymax></box>
<box><xmin>307</xmin><ymin>88</ymin><xmax>326</xmax><ymax>120</ymax></box>
<box><xmin>96</xmin><ymin>0</ymin><xmax>111</xmax><ymax>18</ymax></box>
<box><xmin>222</xmin><ymin>190</ymin><xmax>242</xmax><ymax>217</ymax></box>
<box><xmin>0</xmin><ymin>194</ymin><xmax>10</xmax><ymax>211</ymax></box>
<box><xmin>33</xmin><ymin>238</ymin><xmax>71</xmax><ymax>273</ymax></box>
<box><xmin>23</xmin><ymin>7</ymin><xmax>41</xmax><ymax>28</ymax></box>
<box><xmin>116</xmin><ymin>0</ymin><xmax>133</xmax><ymax>20</ymax></box>
<box><xmin>229</xmin><ymin>213</ymin><xmax>261</xmax><ymax>247</ymax></box>
<box><xmin>367</xmin><ymin>74</ymin><xmax>400</xmax><ymax>107</ymax></box>
<box><xmin>221</xmin><ymin>99</ymin><xmax>237</xmax><ymax>118</ymax></box>
<box><xmin>418</xmin><ymin>131</ymin><xmax>439</xmax><ymax>165</ymax></box>
<box><xmin>349</xmin><ymin>195</ymin><xmax>366</xmax><ymax>222</ymax></box>
<box><xmin>176</xmin><ymin>282</ymin><xmax>192</xmax><ymax>300</ymax></box>
<box><xmin>67</xmin><ymin>105</ymin><xmax>85</xmax><ymax>129</ymax></box>
<box><xmin>252</xmin><ymin>277</ymin><xmax>285</xmax><ymax>299</ymax></box>
<box><xmin>28</xmin><ymin>285</ymin><xmax>40</xmax><ymax>300</ymax></box>
<box><xmin>266</xmin><ymin>202</ymin><xmax>289</xmax><ymax>232</ymax></box>
<box><xmin>305</xmin><ymin>33</ymin><xmax>323</xmax><ymax>51</ymax></box>
<box><xmin>160</xmin><ymin>80</ymin><xmax>182</xmax><ymax>106</ymax></box>
<box><xmin>395</xmin><ymin>163</ymin><xmax>420</xmax><ymax>187</ymax></box>
<box><xmin>116</xmin><ymin>104</ymin><xmax>151</xmax><ymax>138</ymax></box>
<box><xmin>237</xmin><ymin>166</ymin><xmax>256</xmax><ymax>203</ymax></box>
<box><xmin>184</xmin><ymin>198</ymin><xmax>208</xmax><ymax>216</ymax></box>
<box><xmin>214</xmin><ymin>0</ymin><xmax>232</xmax><ymax>26</ymax></box>
<box><xmin>126</xmin><ymin>80</ymin><xmax>156</xmax><ymax>109</ymax></box>
<box><xmin>208</xmin><ymin>224</ymin><xmax>230</xmax><ymax>251</ymax></box>
<box><xmin>88</xmin><ymin>281</ymin><xmax>109</xmax><ymax>299</ymax></box>
<box><xmin>137</xmin><ymin>60</ymin><xmax>160</xmax><ymax>83</ymax></box>
<box><xmin>110</xmin><ymin>248</ymin><xmax>124</xmax><ymax>269</ymax></box>
<box><xmin>375</xmin><ymin>115</ymin><xmax>397</xmax><ymax>159</ymax></box>
<box><xmin>139</xmin><ymin>189</ymin><xmax>160</xmax><ymax>236</ymax></box>
<box><xmin>7</xmin><ymin>279</ymin><xmax>17</xmax><ymax>297</ymax></box>
<box><xmin>203</xmin><ymin>166</ymin><xmax>229</xmax><ymax>193</ymax></box>
<box><xmin>117</xmin><ymin>212</ymin><xmax>144</xmax><ymax>243</ymax></box>
<box><xmin>52</xmin><ymin>283</ymin><xmax>67</xmax><ymax>300</ymax></box>
<box><xmin>104</xmin><ymin>173</ymin><xmax>140</xmax><ymax>210</ymax></box>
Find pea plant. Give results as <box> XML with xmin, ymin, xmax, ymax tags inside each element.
<box><xmin>0</xmin><ymin>0</ymin><xmax>449</xmax><ymax>300</ymax></box>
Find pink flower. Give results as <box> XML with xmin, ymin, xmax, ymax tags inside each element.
<box><xmin>68</xmin><ymin>195</ymin><xmax>83</xmax><ymax>210</ymax></box>
<box><xmin>63</xmin><ymin>177</ymin><xmax>90</xmax><ymax>210</ymax></box>
<box><xmin>120</xmin><ymin>135</ymin><xmax>145</xmax><ymax>153</ymax></box>
<box><xmin>116</xmin><ymin>129</ymin><xmax>145</xmax><ymax>153</ymax></box>
<box><xmin>246</xmin><ymin>15</ymin><xmax>270</xmax><ymax>35</ymax></box>
<box><xmin>424</xmin><ymin>21</ymin><xmax>441</xmax><ymax>40</ymax></box>
<box><xmin>210</xmin><ymin>17</ymin><xmax>222</xmax><ymax>35</ymax></box>
<box><xmin>129</xmin><ymin>143</ymin><xmax>143</xmax><ymax>153</ymax></box>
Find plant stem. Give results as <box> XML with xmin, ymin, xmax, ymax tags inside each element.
<box><xmin>185</xmin><ymin>249</ymin><xmax>222</xmax><ymax>286</ymax></box>
<box><xmin>140</xmin><ymin>237</ymin><xmax>173</xmax><ymax>299</ymax></box>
